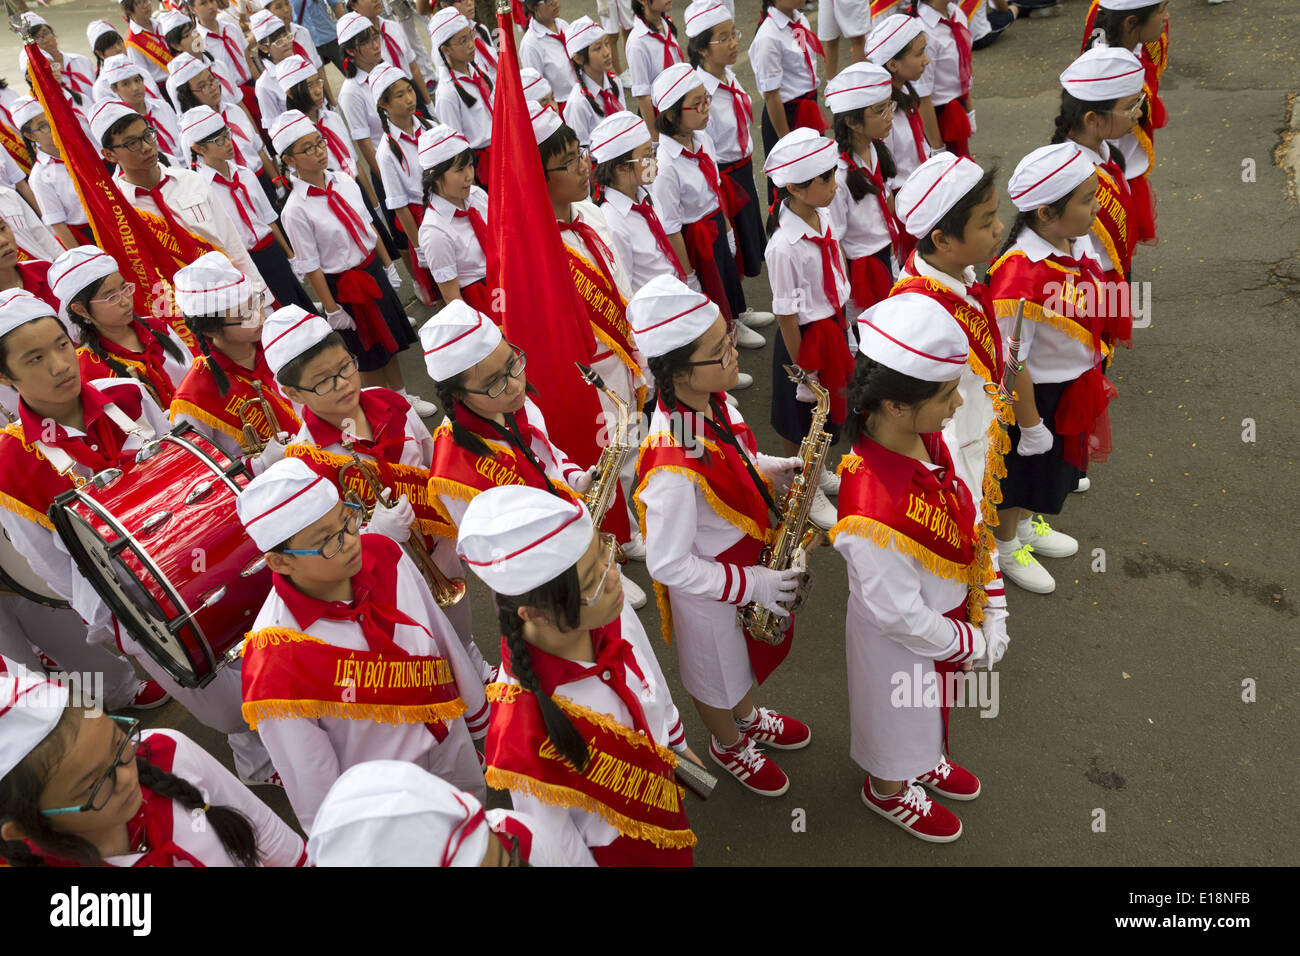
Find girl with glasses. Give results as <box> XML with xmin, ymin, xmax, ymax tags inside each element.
<box><xmin>632</xmin><ymin>275</ymin><xmax>812</xmax><ymax>800</ymax></box>
<box><xmin>160</xmin><ymin>10</ymin><xmax>241</xmax><ymax>107</ymax></box>
<box><xmin>250</xmin><ymin>9</ymin><xmax>300</xmax><ymax>133</ymax></box>
<box><xmin>0</xmin><ymin>674</ymin><xmax>307</xmax><ymax>866</ymax></box>
<box><xmin>459</xmin><ymin>484</ymin><xmax>702</xmax><ymax>865</ymax></box>
<box><xmin>11</xmin><ymin>97</ymin><xmax>93</xmax><ymax>251</ymax></box>
<box><xmin>236</xmin><ymin>458</ymin><xmax>489</xmax><ymax>832</ymax></box>
<box><xmin>17</xmin><ymin>13</ymin><xmax>95</xmax><ymax>103</ymax></box>
<box><xmin>431</xmin><ymin>8</ymin><xmax>495</xmax><ymax>190</ymax></box>
<box><xmin>865</xmin><ymin>14</ymin><xmax>932</xmax><ymax>189</ymax></box>
<box><xmin>431</xmin><ymin>0</ymin><xmax>499</xmax><ymax>84</ymax></box>
<box><xmin>50</xmin><ymin>245</ymin><xmax>190</xmax><ymax>409</ymax></box>
<box><xmin>561</xmin><ymin>18</ymin><xmax>626</xmax><ymax>150</ymax></box>
<box><xmin>624</xmin><ymin>0</ymin><xmax>684</xmax><ymax>125</ymax></box>
<box><xmin>101</xmin><ymin>54</ymin><xmax>186</xmax><ymax>167</ymax></box>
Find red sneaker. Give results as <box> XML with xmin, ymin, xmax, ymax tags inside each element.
<box><xmin>738</xmin><ymin>707</ymin><xmax>811</xmax><ymax>750</ymax></box>
<box><xmin>915</xmin><ymin>755</ymin><xmax>981</xmax><ymax>801</ymax></box>
<box><xmin>709</xmin><ymin>734</ymin><xmax>789</xmax><ymax>797</ymax></box>
<box><xmin>861</xmin><ymin>780</ymin><xmax>963</xmax><ymax>843</ymax></box>
<box><xmin>240</xmin><ymin>770</ymin><xmax>285</xmax><ymax>789</ymax></box>
<box><xmin>125</xmin><ymin>680</ymin><xmax>170</xmax><ymax>711</ymax></box>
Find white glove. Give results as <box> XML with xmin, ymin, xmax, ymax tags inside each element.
<box><xmin>596</xmin><ymin>0</ymin><xmax>610</xmax><ymax>16</ymax></box>
<box><xmin>727</xmin><ymin>228</ymin><xmax>737</xmax><ymax>255</ymax></box>
<box><xmin>384</xmin><ymin>263</ymin><xmax>402</xmax><ymax>291</ymax></box>
<box><xmin>325</xmin><ymin>306</ymin><xmax>356</xmax><ymax>331</ymax></box>
<box><xmin>967</xmin><ymin>109</ymin><xmax>976</xmax><ymax>134</ymax></box>
<box><xmin>975</xmin><ymin>620</ymin><xmax>1009</xmax><ymax>670</ymax></box>
<box><xmin>251</xmin><ymin>431</ymin><xmax>291</xmax><ymax>474</ymax></box>
<box><xmin>364</xmin><ymin>492</ymin><xmax>415</xmax><ymax>544</ymax></box>
<box><xmin>288</xmin><ymin>257</ymin><xmax>310</xmax><ymax>282</ymax></box>
<box><xmin>685</xmin><ymin>272</ymin><xmax>703</xmax><ymax>294</ymax></box>
<box><xmin>794</xmin><ymin>370</ymin><xmax>821</xmax><ymax>404</ymax></box>
<box><xmin>758</xmin><ymin>455</ymin><xmax>803</xmax><ymax>496</ymax></box>
<box><xmin>742</xmin><ymin>566</ymin><xmax>802</xmax><ymax>618</ymax></box>
<box><xmin>567</xmin><ymin>466</ymin><xmax>598</xmax><ymax>494</ymax></box>
<box><xmin>1016</xmin><ymin>420</ymin><xmax>1053</xmax><ymax>456</ymax></box>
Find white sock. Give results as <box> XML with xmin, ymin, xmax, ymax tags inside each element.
<box><xmin>1016</xmin><ymin>517</ymin><xmax>1034</xmax><ymax>540</ymax></box>
<box><xmin>997</xmin><ymin>536</ymin><xmax>1022</xmax><ymax>558</ymax></box>
<box><xmin>713</xmin><ymin>733</ymin><xmax>744</xmax><ymax>752</ymax></box>
<box><xmin>735</xmin><ymin>707</ymin><xmax>759</xmax><ymax>729</ymax></box>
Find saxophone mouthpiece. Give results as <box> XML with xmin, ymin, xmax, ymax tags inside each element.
<box><xmin>575</xmin><ymin>362</ymin><xmax>605</xmax><ymax>389</ymax></box>
<box><xmin>783</xmin><ymin>364</ymin><xmax>808</xmax><ymax>386</ymax></box>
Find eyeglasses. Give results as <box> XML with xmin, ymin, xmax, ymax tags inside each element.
<box><xmin>269</xmin><ymin>32</ymin><xmax>295</xmax><ymax>47</ymax></box>
<box><xmin>709</xmin><ymin>30</ymin><xmax>742</xmax><ymax>45</ymax></box>
<box><xmin>301</xmin><ymin>356</ymin><xmax>359</xmax><ymax>395</ymax></box>
<box><xmin>219</xmin><ymin>296</ymin><xmax>268</xmax><ymax>328</ymax></box>
<box><xmin>1111</xmin><ymin>93</ymin><xmax>1146</xmax><ymax>120</ymax></box>
<box><xmin>681</xmin><ymin>97</ymin><xmax>711</xmax><ymax>115</ymax></box>
<box><xmin>41</xmin><ymin>716</ymin><xmax>141</xmax><ymax>817</ymax></box>
<box><xmin>25</xmin><ymin>119</ymin><xmax>51</xmax><ymax>136</ymax></box>
<box><xmin>358</xmin><ymin>33</ymin><xmax>382</xmax><ymax>49</ymax></box>
<box><xmin>89</xmin><ymin>281</ymin><xmax>137</xmax><ymax>308</ymax></box>
<box><xmin>579</xmin><ymin>533</ymin><xmax>619</xmax><ymax>606</ymax></box>
<box><xmin>192</xmin><ymin>74</ymin><xmax>220</xmax><ymax>92</ymax></box>
<box><xmin>108</xmin><ymin>126</ymin><xmax>157</xmax><ymax>153</ymax></box>
<box><xmin>866</xmin><ymin>100</ymin><xmax>898</xmax><ymax>118</ymax></box>
<box><xmin>199</xmin><ymin>128</ymin><xmax>232</xmax><ymax>146</ymax></box>
<box><xmin>684</xmin><ymin>324</ymin><xmax>739</xmax><ymax>369</ymax></box>
<box><xmin>293</xmin><ymin>137</ymin><xmax>328</xmax><ymax>156</ymax></box>
<box><xmin>460</xmin><ymin>345</ymin><xmax>526</xmax><ymax>399</ymax></box>
<box><xmin>448</xmin><ymin>32</ymin><xmax>475</xmax><ymax>49</ymax></box>
<box><xmin>546</xmin><ymin>147</ymin><xmax>591</xmax><ymax>175</ymax></box>
<box><xmin>279</xmin><ymin>502</ymin><xmax>364</xmax><ymax>558</ymax></box>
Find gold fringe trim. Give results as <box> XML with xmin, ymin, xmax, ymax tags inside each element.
<box><xmin>241</xmin><ymin>697</ymin><xmax>465</xmax><ymax>731</ymax></box>
<box><xmin>629</xmin><ymin>491</ymin><xmax>676</xmax><ymax>646</ymax></box>
<box><xmin>483</xmin><ymin>767</ymin><xmax>697</xmax><ymax>850</ymax></box>
<box><xmin>1090</xmin><ymin>220</ymin><xmax>1125</xmax><ymax>281</ymax></box>
<box><xmin>1134</xmin><ymin>125</ymin><xmax>1155</xmax><ymax>170</ymax></box>
<box><xmin>487</xmin><ymin>683</ymin><xmax>678</xmax><ymax>764</ymax></box>
<box><xmin>0</xmin><ymin>490</ymin><xmax>53</xmax><ymax>530</ymax></box>
<box><xmin>994</xmin><ymin>298</ymin><xmax>1103</xmax><ymax>352</ymax></box>
<box><xmin>242</xmin><ymin>627</ymin><xmax>327</xmax><ymax>652</ymax></box>
<box><xmin>427</xmin><ymin>474</ymin><xmax>486</xmax><ymax>505</ymax></box>
<box><xmin>827</xmin><ymin>516</ymin><xmax>989</xmax><ymax>586</ymax></box>
<box><xmin>169</xmin><ymin>400</ymin><xmax>245</xmax><ymax>444</ymax></box>
<box><xmin>589</xmin><ymin>325</ymin><xmax>643</xmax><ymax>388</ymax></box>
<box><xmin>837</xmin><ymin>454</ymin><xmax>863</xmax><ymax>476</ymax></box>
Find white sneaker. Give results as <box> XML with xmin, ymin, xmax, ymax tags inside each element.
<box><xmin>731</xmin><ymin>371</ymin><xmax>754</xmax><ymax>390</ymax></box>
<box><xmin>818</xmin><ymin>467</ymin><xmax>840</xmax><ymax>497</ymax></box>
<box><xmin>403</xmin><ymin>393</ymin><xmax>438</xmax><ymax>418</ymax></box>
<box><xmin>724</xmin><ymin>392</ymin><xmax>739</xmax><ymax>407</ymax></box>
<box><xmin>807</xmin><ymin>486</ymin><xmax>838</xmax><ymax>531</ymax></box>
<box><xmin>1017</xmin><ymin>515</ymin><xmax>1078</xmax><ymax>559</ymax></box>
<box><xmin>737</xmin><ymin>308</ymin><xmax>776</xmax><ymax>330</ymax></box>
<box><xmin>620</xmin><ymin>530</ymin><xmax>646</xmax><ymax>562</ymax></box>
<box><xmin>735</xmin><ymin>323</ymin><xmax>766</xmax><ymax>350</ymax></box>
<box><xmin>620</xmin><ymin>570</ymin><xmax>647</xmax><ymax>610</ymax></box>
<box><xmin>1072</xmin><ymin>477</ymin><xmax>1091</xmax><ymax>493</ymax></box>
<box><xmin>1001</xmin><ymin>541</ymin><xmax>1056</xmax><ymax>594</ymax></box>
<box><xmin>618</xmin><ymin>68</ymin><xmax>632</xmax><ymax>87</ymax></box>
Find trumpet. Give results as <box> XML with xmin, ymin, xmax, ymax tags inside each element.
<box><xmin>338</xmin><ymin>443</ymin><xmax>467</xmax><ymax>608</ymax></box>
<box><xmin>239</xmin><ymin>383</ymin><xmax>282</xmax><ymax>456</ymax></box>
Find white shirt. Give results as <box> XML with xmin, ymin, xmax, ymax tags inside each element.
<box><xmin>434</xmin><ymin>68</ymin><xmax>494</xmax><ymax>150</ymax></box>
<box><xmin>885</xmin><ymin>102</ymin><xmax>932</xmax><ymax>188</ymax></box>
<box><xmin>0</xmin><ymin>148</ymin><xmax>23</xmax><ymax>191</ymax></box>
<box><xmin>747</xmin><ymin>8</ymin><xmax>818</xmax><ymax>100</ymax></box>
<box><xmin>199</xmin><ymin>19</ymin><xmax>252</xmax><ymax>86</ymax></box>
<box><xmin>125</xmin><ymin>20</ymin><xmax>170</xmax><ymax>88</ymax></box>
<box><xmin>520</xmin><ymin>17</ymin><xmax>577</xmax><ymax>104</ymax></box>
<box><xmin>916</xmin><ymin>2</ymin><xmax>969</xmax><ymax>107</ymax></box>
<box><xmin>765</xmin><ymin>205</ymin><xmax>849</xmax><ymax>324</ymax></box>
<box><xmin>828</xmin><ymin>144</ymin><xmax>893</xmax><ymax>260</ymax></box>
<box><xmin>483</xmin><ymin>808</ymin><xmax>595</xmax><ymax>867</ymax></box>
<box><xmin>318</xmin><ymin>108</ymin><xmax>359</xmax><ymax>179</ymax></box>
<box><xmin>699</xmin><ymin>66</ymin><xmax>753</xmax><ymax>165</ymax></box>
<box><xmin>289</xmin><ymin>22</ymin><xmax>323</xmax><ymax>69</ymax></box>
<box><xmin>600</xmin><ymin>187</ymin><xmax>682</xmax><ymax>294</ymax></box>
<box><xmin>105</xmin><ymin>730</ymin><xmax>305</xmax><ymax>867</ymax></box>
<box><xmin>221</xmin><ymin>101</ymin><xmax>264</xmax><ymax>175</ymax></box>
<box><xmin>254</xmin><ymin>67</ymin><xmax>286</xmax><ymax>133</ymax></box>
<box><xmin>280</xmin><ymin>171</ymin><xmax>378</xmax><ymax>275</ymax></box>
<box><xmin>142</xmin><ymin>97</ymin><xmax>184</xmax><ymax>166</ymax></box>
<box><xmin>249</xmin><ymin>543</ymin><xmax>488</xmax><ymax>833</ymax></box>
<box><xmin>339</xmin><ymin>70</ymin><xmax>385</xmax><ymax>150</ymax></box>
<box><xmin>998</xmin><ymin>230</ymin><xmax>1103</xmax><ymax>384</ymax></box>
<box><xmin>376</xmin><ymin>123</ymin><xmax>427</xmax><ymax>210</ymax></box>
<box><xmin>197</xmin><ymin>161</ymin><xmax>277</xmax><ymax>247</ymax></box>
<box><xmin>625</xmin><ymin>16</ymin><xmax>684</xmax><ymax>98</ymax></box>
<box><xmin>497</xmin><ymin>603</ymin><xmax>688</xmax><ymax>855</ymax></box>
<box><xmin>29</xmin><ymin>151</ymin><xmax>88</xmax><ymax>227</ymax></box>
<box><xmin>376</xmin><ymin>17</ymin><xmax>414</xmax><ymax>73</ymax></box>
<box><xmin>0</xmin><ymin>184</ymin><xmax>63</xmax><ymax>260</ymax></box>
<box><xmin>115</xmin><ymin>165</ymin><xmax>267</xmax><ymax>294</ymax></box>
<box><xmin>418</xmin><ymin>188</ymin><xmax>489</xmax><ymax>287</ymax></box>
<box><xmin>563</xmin><ymin>72</ymin><xmax>625</xmax><ymax>148</ymax></box>
<box><xmin>651</xmin><ymin>131</ymin><xmax>722</xmax><ymax>234</ymax></box>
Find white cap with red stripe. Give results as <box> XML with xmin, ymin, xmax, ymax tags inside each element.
<box><xmin>457</xmin><ymin>486</ymin><xmax>594</xmax><ymax>596</ymax></box>
<box><xmin>825</xmin><ymin>62</ymin><xmax>894</xmax><ymax>114</ymax></box>
<box><xmin>857</xmin><ymin>293</ymin><xmax>971</xmax><ymax>382</ymax></box>
<box><xmin>589</xmin><ymin>110</ymin><xmax>649</xmax><ymax>164</ymax></box>
<box><xmin>276</xmin><ymin>54</ymin><xmax>317</xmax><ymax>93</ymax></box>
<box><xmin>262</xmin><ymin>304</ymin><xmax>334</xmax><ymax>377</ymax></box>
<box><xmin>0</xmin><ymin>287</ymin><xmax>58</xmax><ymax>339</ymax></box>
<box><xmin>762</xmin><ymin>127</ymin><xmax>837</xmax><ymax>187</ymax></box>
<box><xmin>521</xmin><ymin>68</ymin><xmax>552</xmax><ymax>102</ymax></box>
<box><xmin>865</xmin><ymin>14</ymin><xmax>924</xmax><ymax>67</ymax></box>
<box><xmin>418</xmin><ymin>124</ymin><xmax>471</xmax><ymax>170</ymax></box>
<box><xmin>530</xmin><ymin>100</ymin><xmax>563</xmax><ymax>145</ymax></box>
<box><xmin>49</xmin><ymin>245</ymin><xmax>119</xmax><ymax>318</ymax></box>
<box><xmin>173</xmin><ymin>251</ymin><xmax>256</xmax><ymax>317</ymax></box>
<box><xmin>683</xmin><ymin>0</ymin><xmax>731</xmax><ymax>38</ymax></box>
<box><xmin>652</xmin><ymin>62</ymin><xmax>701</xmax><ymax>113</ymax></box>
<box><xmin>237</xmin><ymin>458</ymin><xmax>341</xmax><ymax>552</ymax></box>
<box><xmin>1007</xmin><ymin>143</ymin><xmax>1095</xmax><ymax>212</ymax></box>
<box><xmin>0</xmin><ymin>673</ymin><xmax>69</xmax><ymax>781</ymax></box>
<box><xmin>419</xmin><ymin>300</ymin><xmax>501</xmax><ymax>383</ymax></box>
<box><xmin>565</xmin><ymin>16</ymin><xmax>605</xmax><ymax>58</ymax></box>
<box><xmin>627</xmin><ymin>273</ymin><xmax>719</xmax><ymax>359</ymax></box>
<box><xmin>270</xmin><ymin>109</ymin><xmax>317</xmax><ymax>155</ymax></box>
<box><xmin>429</xmin><ymin>8</ymin><xmax>470</xmax><ymax>51</ymax></box>
<box><xmin>895</xmin><ymin>151</ymin><xmax>986</xmax><ymax>239</ymax></box>
<box><xmin>1059</xmin><ymin>46</ymin><xmax>1145</xmax><ymax>101</ymax></box>
<box><xmin>250</xmin><ymin>9</ymin><xmax>285</xmax><ymax>43</ymax></box>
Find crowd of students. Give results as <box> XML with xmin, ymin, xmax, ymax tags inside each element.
<box><xmin>0</xmin><ymin>0</ymin><xmax>1172</xmax><ymax>864</ymax></box>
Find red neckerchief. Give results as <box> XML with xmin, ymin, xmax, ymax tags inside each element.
<box><xmin>317</xmin><ymin>118</ymin><xmax>352</xmax><ymax>171</ymax></box>
<box><xmin>680</xmin><ymin>141</ymin><xmax>725</xmax><ymax>212</ymax></box>
<box><xmin>306</xmin><ymin>179</ymin><xmax>371</xmax><ymax>256</ymax></box>
<box><xmin>96</xmin><ymin>319</ymin><xmax>178</xmax><ymax>404</ymax></box>
<box><xmin>387</xmin><ymin>126</ymin><xmax>420</xmax><ymax>177</ymax></box>
<box><xmin>627</xmin><ymin>193</ymin><xmax>686</xmax><ymax>280</ymax></box>
<box><xmin>558</xmin><ymin>216</ymin><xmax>618</xmax><ymax>292</ymax></box>
<box><xmin>842</xmin><ymin>147</ymin><xmax>907</xmax><ymax>261</ymax></box>
<box><xmin>18</xmin><ymin>382</ymin><xmax>145</xmax><ymax>474</ymax></box>
<box><xmin>138</xmin><ymin>172</ymin><xmax>210</xmax><ymax>262</ymax></box>
<box><xmin>453</xmin><ymin>204</ymin><xmax>488</xmax><ymax>252</ymax></box>
<box><xmin>146</xmin><ymin>110</ymin><xmax>178</xmax><ymax>156</ymax></box>
<box><xmin>803</xmin><ymin>224</ymin><xmax>848</xmax><ymax>323</ymax></box>
<box><xmin>209</xmin><ymin>168</ymin><xmax>257</xmax><ymax>233</ymax></box>
<box><xmin>938</xmin><ymin>13</ymin><xmax>973</xmax><ymax>98</ymax></box>
<box><xmin>502</xmin><ymin>613</ymin><xmax>654</xmax><ymax>737</ymax></box>
<box><xmin>222</xmin><ymin>109</ymin><xmax>252</xmax><ymax>166</ymax></box>
<box><xmin>597</xmin><ymin>73</ymin><xmax>623</xmax><ymax>115</ymax></box>
<box><xmin>379</xmin><ymin>22</ymin><xmax>405</xmax><ymax>70</ymax></box>
<box><xmin>768</xmin><ymin>11</ymin><xmax>822</xmax><ymax>78</ymax></box>
<box><xmin>214</xmin><ymin>25</ymin><xmax>250</xmax><ymax>82</ymax></box>
<box><xmin>301</xmin><ymin>388</ymin><xmax>413</xmax><ymax>464</ymax></box>
<box><xmin>717</xmin><ymin>74</ymin><xmax>752</xmax><ymax>156</ymax></box>
<box><xmin>474</xmin><ymin>29</ymin><xmax>498</xmax><ymax>70</ymax></box>
<box><xmin>903</xmin><ymin>103</ymin><xmax>927</xmax><ymax>163</ymax></box>
<box><xmin>449</xmin><ymin>399</ymin><xmax>560</xmax><ymax>493</ymax></box>
<box><xmin>454</xmin><ymin>67</ymin><xmax>494</xmax><ymax>115</ymax></box>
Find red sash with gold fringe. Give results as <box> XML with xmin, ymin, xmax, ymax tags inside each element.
<box><xmin>564</xmin><ymin>247</ymin><xmax>639</xmax><ymax>384</ymax></box>
<box><xmin>125</xmin><ymin>29</ymin><xmax>174</xmax><ymax>70</ymax></box>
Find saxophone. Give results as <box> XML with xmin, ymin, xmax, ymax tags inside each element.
<box><xmin>338</xmin><ymin>442</ymin><xmax>467</xmax><ymax>607</ymax></box>
<box><xmin>238</xmin><ymin>383</ymin><xmax>282</xmax><ymax>456</ymax></box>
<box><xmin>739</xmin><ymin>365</ymin><xmax>830</xmax><ymax>645</ymax></box>
<box><xmin>575</xmin><ymin>362</ymin><xmax>633</xmax><ymax>530</ymax></box>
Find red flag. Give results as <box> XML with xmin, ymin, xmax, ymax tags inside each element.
<box><xmin>25</xmin><ymin>41</ymin><xmax>197</xmax><ymax>351</ymax></box>
<box><xmin>958</xmin><ymin>0</ymin><xmax>984</xmax><ymax>20</ymax></box>
<box><xmin>487</xmin><ymin>7</ymin><xmax>618</xmax><ymax>530</ymax></box>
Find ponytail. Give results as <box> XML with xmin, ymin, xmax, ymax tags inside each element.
<box><xmin>765</xmin><ymin>191</ymin><xmax>788</xmax><ymax>240</ymax></box>
<box><xmin>377</xmin><ymin>109</ymin><xmax>404</xmax><ymax>163</ymax></box>
<box><xmin>432</xmin><ymin>377</ymin><xmax>493</xmax><ymax>457</ymax></box>
<box><xmin>439</xmin><ymin>50</ymin><xmax>481</xmax><ymax>109</ymax></box>
<box><xmin>1050</xmin><ymin>90</ymin><xmax>1118</xmax><ymax>145</ymax></box>
<box><xmin>183</xmin><ymin>313</ymin><xmax>234</xmax><ymax>396</ymax></box>
<box><xmin>136</xmin><ymin>759</ymin><xmax>259</xmax><ymax>866</ymax></box>
<box><xmin>831</xmin><ymin>110</ymin><xmax>898</xmax><ymax>202</ymax></box>
<box><xmin>573</xmin><ymin>54</ymin><xmax>606</xmax><ymax>119</ymax></box>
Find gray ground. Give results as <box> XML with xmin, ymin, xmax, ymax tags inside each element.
<box><xmin>8</xmin><ymin>0</ymin><xmax>1295</xmax><ymax>865</ymax></box>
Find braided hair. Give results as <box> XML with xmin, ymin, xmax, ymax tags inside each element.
<box><xmin>432</xmin><ymin>371</ymin><xmax>493</xmax><ymax>458</ymax></box>
<box><xmin>438</xmin><ymin>49</ymin><xmax>487</xmax><ymax>110</ymax></box>
<box><xmin>420</xmin><ymin>147</ymin><xmax>476</xmax><ymax>207</ymax></box>
<box><xmin>763</xmin><ymin>169</ymin><xmax>833</xmax><ymax>240</ymax></box>
<box><xmin>1092</xmin><ymin>4</ymin><xmax>1164</xmax><ymax>50</ymax></box>
<box><xmin>67</xmin><ymin>276</ymin><xmax>186</xmax><ymax>378</ymax></box>
<box><xmin>183</xmin><ymin>311</ymin><xmax>234</xmax><ymax>396</ymax></box>
<box><xmin>0</xmin><ymin>708</ymin><xmax>260</xmax><ymax>867</ymax></box>
<box><xmin>832</xmin><ymin>109</ymin><xmax>897</xmax><ymax>202</ymax></box>
<box><xmin>571</xmin><ymin>51</ymin><xmax>611</xmax><ymax>120</ymax></box>
<box><xmin>633</xmin><ymin>0</ymin><xmax>679</xmax><ymax>41</ymax></box>
<box><xmin>377</xmin><ymin>79</ymin><xmax>431</xmax><ymax>163</ymax></box>
<box><xmin>1050</xmin><ymin>90</ymin><xmax>1121</xmax><ymax>148</ymax></box>
<box><xmin>843</xmin><ymin>351</ymin><xmax>942</xmax><ymax>447</ymax></box>
<box><xmin>497</xmin><ymin>565</ymin><xmax>592</xmax><ymax>774</ymax></box>
<box><xmin>646</xmin><ymin>341</ymin><xmax>714</xmax><ymax>462</ymax></box>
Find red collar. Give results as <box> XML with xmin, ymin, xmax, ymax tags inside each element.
<box><xmin>302</xmin><ymin>388</ymin><xmax>410</xmax><ymax>454</ymax></box>
<box><xmin>17</xmin><ymin>382</ymin><xmax>132</xmax><ymax>445</ymax></box>
<box><xmin>853</xmin><ymin>433</ymin><xmax>957</xmax><ymax>503</ymax></box>
<box><xmin>271</xmin><ymin>534</ymin><xmax>394</xmax><ymax>631</ymax></box>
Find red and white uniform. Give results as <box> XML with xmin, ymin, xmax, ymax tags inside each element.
<box><xmin>562</xmin><ymin>72</ymin><xmax>625</xmax><ymax>148</ymax></box>
<box><xmin>625</xmin><ymin>16</ymin><xmax>684</xmax><ymax>101</ymax></box>
<box><xmin>317</xmin><ymin>107</ymin><xmax>359</xmax><ymax>179</ymax></box>
<box><xmin>125</xmin><ymin>20</ymin><xmax>171</xmax><ymax>89</ymax></box>
<box><xmin>279</xmin><ymin>170</ymin><xmax>375</xmax><ymax>276</ymax></box>
<box><xmin>196</xmin><ymin>162</ymin><xmax>278</xmax><ymax>252</ymax></box>
<box><xmin>651</xmin><ymin>130</ymin><xmax>723</xmax><ymax>235</ymax></box>
<box><xmin>828</xmin><ymin>144</ymin><xmax>893</xmax><ymax>265</ymax></box>
<box><xmin>698</xmin><ymin>65</ymin><xmax>753</xmax><ymax>167</ymax></box>
<box><xmin>434</xmin><ymin>68</ymin><xmax>494</xmax><ymax>150</ymax></box>
<box><xmin>338</xmin><ymin>69</ymin><xmax>385</xmax><ymax>151</ymax></box>
<box><xmin>29</xmin><ymin>151</ymin><xmax>89</xmax><ymax>231</ymax></box>
<box><xmin>199</xmin><ymin>18</ymin><xmax>253</xmax><ymax>87</ymax></box>
<box><xmin>747</xmin><ymin>7</ymin><xmax>818</xmax><ymax>104</ymax></box>
<box><xmin>0</xmin><ymin>184</ymin><xmax>63</xmax><ymax>262</ymax></box>
<box><xmin>765</xmin><ymin>205</ymin><xmax>850</xmax><ymax>329</ymax></box>
<box><xmin>520</xmin><ymin>17</ymin><xmax>577</xmax><ymax>106</ymax></box>
<box><xmin>600</xmin><ymin>186</ymin><xmax>688</xmax><ymax>294</ymax></box>
<box><xmin>915</xmin><ymin>2</ymin><xmax>970</xmax><ymax>110</ymax></box>
<box><xmin>418</xmin><ymin>187</ymin><xmax>489</xmax><ymax>293</ymax></box>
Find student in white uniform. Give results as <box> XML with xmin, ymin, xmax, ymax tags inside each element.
<box><xmin>431</xmin><ymin>0</ymin><xmax>499</xmax><ymax>84</ymax></box>
<box><xmin>308</xmin><ymin>759</ymin><xmax>594</xmax><ymax>866</ymax></box>
<box><xmin>18</xmin><ymin>13</ymin><xmax>95</xmax><ymax>104</ymax></box>
<box><xmin>370</xmin><ymin>65</ymin><xmax>437</xmax><ymax>307</ymax></box>
<box><xmin>632</xmin><ymin>276</ymin><xmax>813</xmax><ymax>798</ymax></box>
<box><xmin>825</xmin><ymin>62</ymin><xmax>906</xmax><ymax>315</ymax></box>
<box><xmin>0</xmin><ymin>674</ymin><xmax>306</xmax><ymax>867</ymax></box>
<box><xmin>816</xmin><ymin>0</ymin><xmax>869</xmax><ymax>82</ymax></box>
<box><xmin>0</xmin><ymin>289</ymin><xmax>274</xmax><ymax>785</ymax></box>
<box><xmin>459</xmin><ymin>484</ymin><xmax>701</xmax><ymax>866</ymax></box>
<box><xmin>415</xmin><ymin>125</ymin><xmax>491</xmax><ymax>311</ymax></box>
<box><xmin>562</xmin><ymin>17</ymin><xmax>626</xmax><ymax>149</ymax></box>
<box><xmin>160</xmin><ymin>11</ymin><xmax>241</xmax><ymax>107</ymax></box>
<box><xmin>180</xmin><ymin>107</ymin><xmax>315</xmax><ymax>314</ymax></box>
<box><xmin>865</xmin><ymin>15</ymin><xmax>933</xmax><ymax>190</ymax></box>
<box><xmin>98</xmin><ymin>54</ymin><xmax>185</xmax><ymax>167</ymax></box>
<box><xmin>624</xmin><ymin>0</ymin><xmax>684</xmax><ymax>124</ymax></box>
<box><xmin>120</xmin><ymin>0</ymin><xmax>172</xmax><ymax>97</ymax></box>
<box><xmin>906</xmin><ymin>0</ymin><xmax>975</xmax><ymax>157</ymax></box>
<box><xmin>347</xmin><ymin>0</ymin><xmax>434</xmax><ymax>112</ymax></box>
<box><xmin>250</xmin><ymin>8</ymin><xmax>297</xmax><ymax>132</ymax></box>
<box><xmin>87</xmin><ymin>19</ymin><xmax>127</xmax><ymax>90</ymax></box>
<box><xmin>236</xmin><ymin>457</ymin><xmax>487</xmax><ymax>832</ymax></box>
<box><xmin>519</xmin><ymin>0</ymin><xmax>578</xmax><ymax>110</ymax></box>
<box><xmin>192</xmin><ymin>0</ymin><xmax>256</xmax><ymax>101</ymax></box>
<box><xmin>430</xmin><ymin>8</ymin><xmax>495</xmax><ymax>189</ymax></box>
<box><xmin>832</xmin><ymin>294</ymin><xmax>1008</xmax><ymax>843</ymax></box>
<box><xmin>520</xmin><ymin>67</ymin><xmax>558</xmax><ymax>112</ymax></box>
<box><xmin>9</xmin><ymin>97</ymin><xmax>92</xmax><ymax>250</ymax></box>
<box><xmin>601</xmin><ymin>0</ymin><xmax>637</xmax><ymax>81</ymax></box>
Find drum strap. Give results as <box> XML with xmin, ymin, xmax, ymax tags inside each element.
<box><xmin>32</xmin><ymin>403</ymin><xmax>156</xmax><ymax>482</ymax></box>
